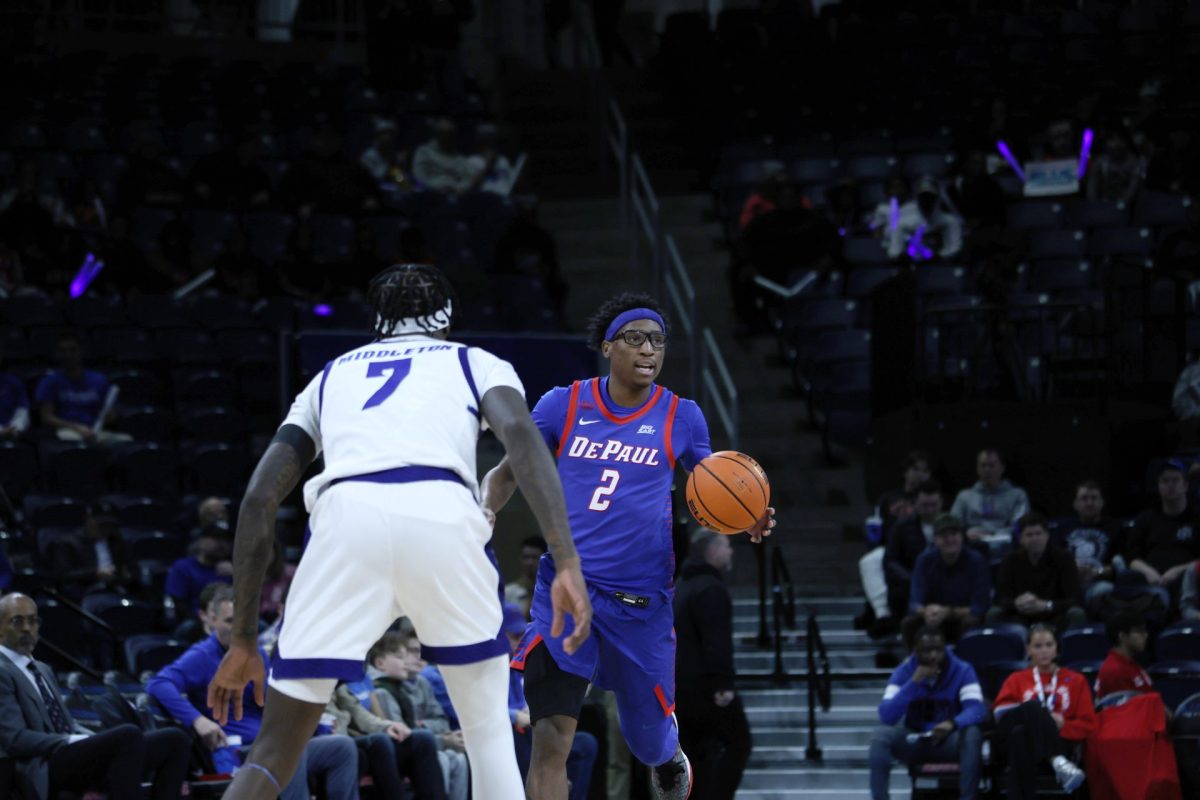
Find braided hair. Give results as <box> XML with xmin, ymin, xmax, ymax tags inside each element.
<box><xmin>367</xmin><ymin>263</ymin><xmax>458</xmax><ymax>339</ymax></box>
<box><xmin>584</xmin><ymin>292</ymin><xmax>671</xmax><ymax>351</ymax></box>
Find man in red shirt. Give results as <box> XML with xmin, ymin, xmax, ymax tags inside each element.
<box><xmin>1095</xmin><ymin>610</ymin><xmax>1153</xmax><ymax>699</ymax></box>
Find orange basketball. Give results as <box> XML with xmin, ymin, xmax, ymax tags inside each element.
<box><xmin>685</xmin><ymin>450</ymin><xmax>770</xmax><ymax>535</ymax></box>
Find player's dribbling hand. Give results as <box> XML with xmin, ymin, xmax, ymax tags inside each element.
<box><xmin>550</xmin><ymin>558</ymin><xmax>592</xmax><ymax>655</ymax></box>
<box><xmin>747</xmin><ymin>507</ymin><xmax>776</xmax><ymax>543</ymax></box>
<box><xmin>206</xmin><ymin>639</ymin><xmax>266</xmax><ymax>726</ymax></box>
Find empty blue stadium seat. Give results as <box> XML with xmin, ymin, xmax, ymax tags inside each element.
<box><xmin>843</xmin><ymin>236</ymin><xmax>889</xmax><ymax>266</ymax></box>
<box><xmin>1147</xmin><ymin>662</ymin><xmax>1200</xmax><ymax>714</ymax></box>
<box><xmin>1030</xmin><ymin>229</ymin><xmax>1088</xmax><ymax>260</ymax></box>
<box><xmin>1065</xmin><ymin>198</ymin><xmax>1129</xmax><ymax>229</ymax></box>
<box><xmin>1007</xmin><ymin>200</ymin><xmax>1064</xmax><ymax>230</ymax></box>
<box><xmin>847</xmin><ymin>266</ymin><xmax>899</xmax><ymax>297</ymax></box>
<box><xmin>954</xmin><ymin>624</ymin><xmax>1028</xmax><ymax>669</ymax></box>
<box><xmin>915</xmin><ymin>266</ymin><xmax>971</xmax><ymax>296</ymax></box>
<box><xmin>1060</xmin><ymin>625</ymin><xmax>1110</xmax><ymax>665</ymax></box>
<box><xmin>1157</xmin><ymin>624</ymin><xmax>1200</xmax><ymax>662</ymax></box>
<box><xmin>112</xmin><ymin>443</ymin><xmax>179</xmax><ymax>496</ymax></box>
<box><xmin>845</xmin><ymin>155</ymin><xmax>898</xmax><ymax>181</ymax></box>
<box><xmin>1028</xmin><ymin>260</ymin><xmax>1096</xmax><ymax>293</ymax></box>
<box><xmin>1134</xmin><ymin>191</ymin><xmax>1191</xmax><ymax>227</ymax></box>
<box><xmin>1088</xmin><ymin>226</ymin><xmax>1153</xmax><ymax>257</ymax></box>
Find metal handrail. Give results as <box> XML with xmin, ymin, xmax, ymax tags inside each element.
<box><xmin>700</xmin><ymin>328</ymin><xmax>739</xmax><ymax>450</ymax></box>
<box><xmin>664</xmin><ymin>235</ymin><xmax>699</xmax><ymax>395</ymax></box>
<box><xmin>769</xmin><ymin>546</ymin><xmax>796</xmax><ymax>682</ymax></box>
<box><xmin>805</xmin><ymin>613</ymin><xmax>833</xmax><ymax>762</ymax></box>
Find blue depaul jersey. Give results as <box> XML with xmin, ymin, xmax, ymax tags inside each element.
<box><xmin>531</xmin><ymin>377</ymin><xmax>711</xmax><ymax>595</ymax></box>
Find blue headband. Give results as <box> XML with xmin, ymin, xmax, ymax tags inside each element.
<box><xmin>605</xmin><ymin>308</ymin><xmax>665</xmax><ymax>341</ymax></box>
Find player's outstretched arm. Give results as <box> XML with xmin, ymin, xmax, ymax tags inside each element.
<box><xmin>480</xmin><ymin>386</ymin><xmax>592</xmax><ymax>652</ymax></box>
<box><xmin>208</xmin><ymin>424</ymin><xmax>315</xmax><ymax>723</ymax></box>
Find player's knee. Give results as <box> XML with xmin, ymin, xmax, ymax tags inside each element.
<box><xmin>531</xmin><ymin>716</ymin><xmax>575</xmax><ymax>764</ymax></box>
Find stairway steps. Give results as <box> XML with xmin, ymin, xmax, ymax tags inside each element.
<box><xmin>738</xmin><ymin>767</ymin><xmax>907</xmax><ymax>791</ymax></box>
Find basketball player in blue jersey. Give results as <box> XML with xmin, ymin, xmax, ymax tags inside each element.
<box><xmin>482</xmin><ymin>292</ymin><xmax>775</xmax><ymax>799</ymax></box>
<box><xmin>205</xmin><ymin>264</ymin><xmax>592</xmax><ymax>800</ymax></box>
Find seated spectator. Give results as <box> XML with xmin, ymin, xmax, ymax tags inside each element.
<box><xmin>988</xmin><ymin>513</ymin><xmax>1086</xmax><ymax>630</ymax></box>
<box><xmin>1053</xmin><ymin>480</ymin><xmax>1123</xmax><ymax>614</ymax></box>
<box><xmin>877</xmin><ymin>450</ymin><xmax>933</xmax><ymax>535</ymax></box>
<box><xmin>737</xmin><ymin>164</ymin><xmax>788</xmax><ymax>232</ymax></box>
<box><xmin>504</xmin><ymin>535</ymin><xmax>547</xmax><ymax>616</ymax></box>
<box><xmin>1086</xmin><ymin>130</ymin><xmax>1144</xmax><ymax>204</ymax></box>
<box><xmin>145</xmin><ymin>587</ymin><xmax>359</xmax><ymax>798</ymax></box>
<box><xmin>359</xmin><ymin>119</ymin><xmax>414</xmax><ymax>191</ymax></box>
<box><xmin>466</xmin><ymin>123</ymin><xmax>518</xmax><ymax>196</ymax></box>
<box><xmin>0</xmin><ymin>592</ymin><xmax>191</xmax><ymax>800</ymax></box>
<box><xmin>868</xmin><ymin>625</ymin><xmax>985</xmax><ymax>800</ymax></box>
<box><xmin>193</xmin><ymin>496</ymin><xmax>231</xmax><ymax>540</ymax></box>
<box><xmin>412</xmin><ymin>118</ymin><xmax>475</xmax><ymax>195</ymax></box>
<box><xmin>325</xmin><ymin>680</ymin><xmax>417</xmax><ymax>799</ymax></box>
<box><xmin>867</xmin><ymin>176</ymin><xmax>911</xmax><ymax>238</ymax></box>
<box><xmin>824</xmin><ymin>178</ymin><xmax>866</xmax><ymax>236</ymax></box>
<box><xmin>876</xmin><ymin>481</ymin><xmax>945</xmax><ymax>637</ymax></box>
<box><xmin>0</xmin><ymin>162</ymin><xmax>72</xmax><ymax>290</ymax></box>
<box><xmin>992</xmin><ymin>624</ymin><xmax>1095</xmax><ymax>797</ymax></box>
<box><xmin>903</xmin><ymin>514</ymin><xmax>990</xmax><ymax>645</ymax></box>
<box><xmin>950</xmin><ymin>448</ymin><xmax>1030</xmax><ymax>552</ymax></box>
<box><xmin>50</xmin><ymin>500</ymin><xmax>130</xmax><ymax>598</ymax></box>
<box><xmin>1128</xmin><ymin>459</ymin><xmax>1200</xmax><ymax>605</ymax></box>
<box><xmin>886</xmin><ymin>175</ymin><xmax>963</xmax><ymax>262</ymax></box>
<box><xmin>1172</xmin><ymin>351</ymin><xmax>1200</xmax><ymax>419</ymax></box>
<box><xmin>280</xmin><ymin>123</ymin><xmax>379</xmax><ymax>215</ymax></box>
<box><xmin>1094</xmin><ymin>610</ymin><xmax>1154</xmax><ymax>700</ymax></box>
<box><xmin>493</xmin><ymin>198</ymin><xmax>568</xmax><ymax>320</ymax></box>
<box><xmin>165</xmin><ymin>533</ymin><xmax>232</xmax><ymax>631</ymax></box>
<box><xmin>35</xmin><ymin>332</ymin><xmax>130</xmax><ymax>444</ymax></box>
<box><xmin>390</xmin><ymin>633</ymin><xmax>468</xmax><ymax>800</ymax></box>
<box><xmin>0</xmin><ymin>344</ymin><xmax>29</xmax><ymax>439</ymax></box>
<box><xmin>355</xmin><ymin>633</ymin><xmax>448</xmax><ymax>800</ymax></box>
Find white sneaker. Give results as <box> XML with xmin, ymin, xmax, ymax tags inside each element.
<box><xmin>1051</xmin><ymin>755</ymin><xmax>1086</xmax><ymax>792</ymax></box>
<box><xmin>650</xmin><ymin>748</ymin><xmax>692</xmax><ymax>800</ymax></box>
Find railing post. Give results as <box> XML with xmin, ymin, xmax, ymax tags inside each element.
<box><xmin>805</xmin><ymin>613</ymin><xmax>824</xmax><ymax>762</ymax></box>
<box><xmin>755</xmin><ymin>542</ymin><xmax>769</xmax><ymax>648</ymax></box>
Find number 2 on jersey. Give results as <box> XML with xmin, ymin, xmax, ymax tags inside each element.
<box><xmin>589</xmin><ymin>469</ymin><xmax>620</xmax><ymax>511</ymax></box>
<box><xmin>362</xmin><ymin>359</ymin><xmax>412</xmax><ymax>409</ymax></box>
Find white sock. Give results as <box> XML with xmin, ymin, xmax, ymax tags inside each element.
<box><xmin>441</xmin><ymin>655</ymin><xmax>525</xmax><ymax>800</ymax></box>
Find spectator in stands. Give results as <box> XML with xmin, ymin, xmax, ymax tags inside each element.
<box><xmin>65</xmin><ymin>178</ymin><xmax>109</xmax><ymax>243</ymax></box>
<box><xmin>0</xmin><ymin>344</ymin><xmax>30</xmax><ymax>439</ymax></box>
<box><xmin>194</xmin><ymin>496</ymin><xmax>231</xmax><ymax>539</ymax></box>
<box><xmin>992</xmin><ymin>625</ymin><xmax>1094</xmax><ymax>797</ymax></box>
<box><xmin>866</xmin><ymin>176</ymin><xmax>911</xmax><ymax>239</ymax></box>
<box><xmin>1094</xmin><ymin>610</ymin><xmax>1154</xmax><ymax>700</ymax></box>
<box><xmin>823</xmin><ymin>178</ymin><xmax>865</xmax><ymax>237</ymax></box>
<box><xmin>1086</xmin><ymin>129</ymin><xmax>1144</xmax><ymax>204</ymax></box>
<box><xmin>0</xmin><ymin>592</ymin><xmax>191</xmax><ymax>800</ymax></box>
<box><xmin>165</xmin><ymin>533</ymin><xmax>232</xmax><ymax>630</ymax></box>
<box><xmin>51</xmin><ymin>499</ymin><xmax>130</xmax><ymax>598</ymax></box>
<box><xmin>867</xmin><ymin>625</ymin><xmax>985</xmax><ymax>800</ymax></box>
<box><xmin>324</xmin><ymin>680</ymin><xmax>415</xmax><ymax>800</ymax></box>
<box><xmin>0</xmin><ymin>162</ymin><xmax>71</xmax><ymax>287</ymax></box>
<box><xmin>188</xmin><ymin>133</ymin><xmax>271</xmax><ymax>211</ymax></box>
<box><xmin>466</xmin><ymin>123</ymin><xmax>518</xmax><ymax>196</ymax></box>
<box><xmin>874</xmin><ymin>481</ymin><xmax>945</xmax><ymax>638</ymax></box>
<box><xmin>504</xmin><ymin>535</ymin><xmax>547</xmax><ymax>616</ymax></box>
<box><xmin>281</xmin><ymin>123</ymin><xmax>379</xmax><ymax>215</ymax></box>
<box><xmin>856</xmin><ymin>451</ymin><xmax>933</xmax><ymax>636</ymax></box>
<box><xmin>277</xmin><ymin>218</ymin><xmax>334</xmax><ymax>300</ymax></box>
<box><xmin>988</xmin><ymin>512</ymin><xmax>1086</xmax><ymax>630</ymax></box>
<box><xmin>737</xmin><ymin>164</ymin><xmax>788</xmax><ymax>232</ymax></box>
<box><xmin>354</xmin><ymin>633</ymin><xmax>449</xmax><ymax>800</ymax></box>
<box><xmin>359</xmin><ymin>119</ymin><xmax>414</xmax><ymax>191</ymax></box>
<box><xmin>144</xmin><ymin>217</ymin><xmax>198</xmax><ymax>289</ymax></box>
<box><xmin>886</xmin><ymin>176</ymin><xmax>963</xmax><ymax>262</ymax></box>
<box><xmin>1128</xmin><ymin>459</ymin><xmax>1200</xmax><ymax>600</ymax></box>
<box><xmin>1053</xmin><ymin>480</ymin><xmax>1123</xmax><ymax>614</ymax></box>
<box><xmin>146</xmin><ymin>587</ymin><xmax>359</xmax><ymax>798</ymax></box>
<box><xmin>904</xmin><ymin>514</ymin><xmax>990</xmax><ymax>645</ymax></box>
<box><xmin>950</xmin><ymin>448</ymin><xmax>1030</xmax><ymax>552</ymax></box>
<box><xmin>674</xmin><ymin>530</ymin><xmax>752</xmax><ymax>800</ymax></box>
<box><xmin>35</xmin><ymin>332</ymin><xmax>130</xmax><ymax>444</ymax></box>
<box><xmin>412</xmin><ymin>118</ymin><xmax>475</xmax><ymax>195</ymax></box>
<box><xmin>392</xmin><ymin>634</ymin><xmax>468</xmax><ymax>800</ymax></box>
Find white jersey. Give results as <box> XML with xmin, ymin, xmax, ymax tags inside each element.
<box><xmin>282</xmin><ymin>334</ymin><xmax>524</xmax><ymax>510</ymax></box>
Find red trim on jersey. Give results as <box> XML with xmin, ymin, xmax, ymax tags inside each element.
<box><xmin>653</xmin><ymin>684</ymin><xmax>675</xmax><ymax>717</ymax></box>
<box><xmin>555</xmin><ymin>381</ymin><xmax>583</xmax><ymax>458</ymax></box>
<box><xmin>591</xmin><ymin>380</ymin><xmax>663</xmax><ymax>425</ymax></box>
<box><xmin>662</xmin><ymin>395</ymin><xmax>680</xmax><ymax>469</ymax></box>
<box><xmin>510</xmin><ymin>633</ymin><xmax>543</xmax><ymax>671</ymax></box>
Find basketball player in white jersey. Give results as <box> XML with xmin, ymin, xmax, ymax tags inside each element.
<box><xmin>206</xmin><ymin>264</ymin><xmax>592</xmax><ymax>799</ymax></box>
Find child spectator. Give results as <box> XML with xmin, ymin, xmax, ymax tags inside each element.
<box><xmin>1094</xmin><ymin>610</ymin><xmax>1154</xmax><ymax>700</ymax></box>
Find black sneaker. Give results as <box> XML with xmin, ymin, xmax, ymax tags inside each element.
<box><xmin>651</xmin><ymin>748</ymin><xmax>692</xmax><ymax>799</ymax></box>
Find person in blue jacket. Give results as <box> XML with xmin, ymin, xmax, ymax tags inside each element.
<box><xmin>868</xmin><ymin>625</ymin><xmax>985</xmax><ymax>800</ymax></box>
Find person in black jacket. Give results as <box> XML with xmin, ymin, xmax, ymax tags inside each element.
<box><xmin>673</xmin><ymin>530</ymin><xmax>751</xmax><ymax>800</ymax></box>
<box><xmin>882</xmin><ymin>480</ymin><xmax>944</xmax><ymax>629</ymax></box>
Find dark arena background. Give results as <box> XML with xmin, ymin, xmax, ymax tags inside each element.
<box><xmin>1</xmin><ymin>1</ymin><xmax>1200</xmax><ymax>798</ymax></box>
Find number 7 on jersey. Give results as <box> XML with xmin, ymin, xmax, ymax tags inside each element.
<box><xmin>362</xmin><ymin>359</ymin><xmax>412</xmax><ymax>409</ymax></box>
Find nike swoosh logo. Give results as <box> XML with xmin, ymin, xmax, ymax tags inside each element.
<box><xmin>578</xmin><ymin>419</ymin><xmax>600</xmax><ymax>426</ymax></box>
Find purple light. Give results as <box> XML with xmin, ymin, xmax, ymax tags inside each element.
<box><xmin>995</xmin><ymin>140</ymin><xmax>1026</xmax><ymax>182</ymax></box>
<box><xmin>69</xmin><ymin>253</ymin><xmax>104</xmax><ymax>298</ymax></box>
<box><xmin>837</xmin><ymin>227</ymin><xmax>846</xmax><ymax>237</ymax></box>
<box><xmin>888</xmin><ymin>197</ymin><xmax>900</xmax><ymax>231</ymax></box>
<box><xmin>1077</xmin><ymin>128</ymin><xmax>1094</xmax><ymax>180</ymax></box>
<box><xmin>312</xmin><ymin>303</ymin><xmax>333</xmax><ymax>317</ymax></box>
<box><xmin>906</xmin><ymin>225</ymin><xmax>933</xmax><ymax>262</ymax></box>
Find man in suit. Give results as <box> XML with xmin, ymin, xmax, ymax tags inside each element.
<box><xmin>0</xmin><ymin>592</ymin><xmax>191</xmax><ymax>800</ymax></box>
<box><xmin>50</xmin><ymin>500</ymin><xmax>131</xmax><ymax>598</ymax></box>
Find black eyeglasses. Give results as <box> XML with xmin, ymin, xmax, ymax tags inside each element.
<box><xmin>612</xmin><ymin>330</ymin><xmax>668</xmax><ymax>349</ymax></box>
